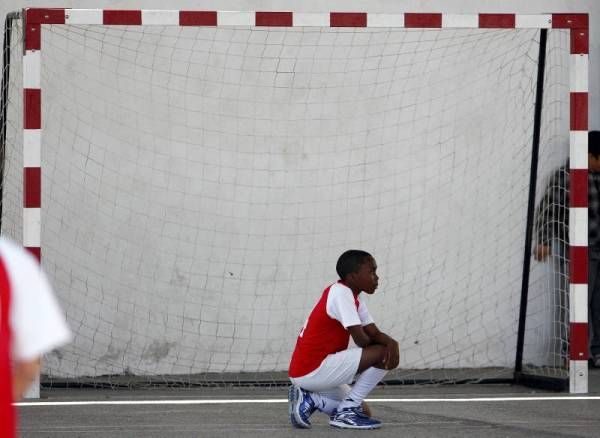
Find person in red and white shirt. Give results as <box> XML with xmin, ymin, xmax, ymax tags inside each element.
<box><xmin>288</xmin><ymin>250</ymin><xmax>399</xmax><ymax>430</ymax></box>
<box><xmin>0</xmin><ymin>237</ymin><xmax>71</xmax><ymax>438</ymax></box>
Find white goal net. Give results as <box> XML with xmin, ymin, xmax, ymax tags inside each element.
<box><xmin>1</xmin><ymin>15</ymin><xmax>572</xmax><ymax>387</ymax></box>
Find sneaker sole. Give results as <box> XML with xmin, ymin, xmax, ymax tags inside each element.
<box><xmin>329</xmin><ymin>420</ymin><xmax>382</xmax><ymax>430</ymax></box>
<box><xmin>290</xmin><ymin>386</ymin><xmax>311</xmax><ymax>429</ymax></box>
<box><xmin>288</xmin><ymin>386</ymin><xmax>300</xmax><ymax>428</ymax></box>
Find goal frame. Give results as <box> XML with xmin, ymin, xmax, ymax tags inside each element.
<box><xmin>19</xmin><ymin>8</ymin><xmax>589</xmax><ymax>393</ymax></box>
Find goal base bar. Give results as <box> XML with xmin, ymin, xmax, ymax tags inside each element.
<box><xmin>514</xmin><ymin>372</ymin><xmax>568</xmax><ymax>392</ymax></box>
<box><xmin>41</xmin><ymin>368</ymin><xmax>525</xmax><ymax>389</ymax></box>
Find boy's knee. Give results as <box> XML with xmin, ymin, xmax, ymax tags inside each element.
<box><xmin>372</xmin><ymin>345</ymin><xmax>388</xmax><ymax>367</ymax></box>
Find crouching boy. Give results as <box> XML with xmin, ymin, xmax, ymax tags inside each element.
<box><xmin>288</xmin><ymin>250</ymin><xmax>399</xmax><ymax>429</ymax></box>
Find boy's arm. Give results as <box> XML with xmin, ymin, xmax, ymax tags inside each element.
<box><xmin>533</xmin><ymin>178</ymin><xmax>553</xmax><ymax>260</ymax></box>
<box><xmin>347</xmin><ymin>325</ymin><xmax>372</xmax><ymax>348</ymax></box>
<box><xmin>364</xmin><ymin>324</ymin><xmax>400</xmax><ymax>370</ymax></box>
<box><xmin>12</xmin><ymin>357</ymin><xmax>41</xmax><ymax>401</ymax></box>
<box><xmin>534</xmin><ymin>166</ymin><xmax>568</xmax><ymax>261</ymax></box>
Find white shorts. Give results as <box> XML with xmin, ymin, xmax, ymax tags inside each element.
<box><xmin>289</xmin><ymin>347</ymin><xmax>362</xmax><ymax>395</ymax></box>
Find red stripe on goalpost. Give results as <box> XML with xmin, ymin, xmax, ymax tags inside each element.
<box><xmin>23</xmin><ymin>168</ymin><xmax>41</xmax><ymax>208</ymax></box>
<box><xmin>569</xmin><ymin>322</ymin><xmax>589</xmax><ymax>360</ymax></box>
<box><xmin>570</xmin><ymin>29</ymin><xmax>589</xmax><ymax>54</ymax></box>
<box><xmin>404</xmin><ymin>13</ymin><xmax>442</xmax><ymax>28</ymax></box>
<box><xmin>551</xmin><ymin>14</ymin><xmax>588</xmax><ymax>29</ymax></box>
<box><xmin>179</xmin><ymin>11</ymin><xmax>217</xmax><ymax>26</ymax></box>
<box><xmin>103</xmin><ymin>10</ymin><xmax>142</xmax><ymax>25</ymax></box>
<box><xmin>478</xmin><ymin>14</ymin><xmax>515</xmax><ymax>28</ymax></box>
<box><xmin>570</xmin><ymin>93</ymin><xmax>588</xmax><ymax>131</ymax></box>
<box><xmin>552</xmin><ymin>14</ymin><xmax>589</xmax><ymax>54</ymax></box>
<box><xmin>24</xmin><ymin>24</ymin><xmax>41</xmax><ymax>51</ymax></box>
<box><xmin>24</xmin><ymin>247</ymin><xmax>41</xmax><ymax>262</ymax></box>
<box><xmin>569</xmin><ymin>169</ymin><xmax>588</xmax><ymax>208</ymax></box>
<box><xmin>255</xmin><ymin>12</ymin><xmax>293</xmax><ymax>27</ymax></box>
<box><xmin>569</xmin><ymin>246</ymin><xmax>588</xmax><ymax>285</ymax></box>
<box><xmin>23</xmin><ymin>89</ymin><xmax>41</xmax><ymax>129</ymax></box>
<box><xmin>330</xmin><ymin>13</ymin><xmax>367</xmax><ymax>27</ymax></box>
<box><xmin>25</xmin><ymin>8</ymin><xmax>66</xmax><ymax>24</ymax></box>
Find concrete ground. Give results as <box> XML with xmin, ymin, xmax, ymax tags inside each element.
<box><xmin>16</xmin><ymin>368</ymin><xmax>600</xmax><ymax>437</ymax></box>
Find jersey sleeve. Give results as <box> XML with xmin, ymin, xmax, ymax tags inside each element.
<box><xmin>357</xmin><ymin>295</ymin><xmax>375</xmax><ymax>326</ymax></box>
<box><xmin>326</xmin><ymin>283</ymin><xmax>362</xmax><ymax>328</ymax></box>
<box><xmin>3</xmin><ymin>240</ymin><xmax>72</xmax><ymax>361</ymax></box>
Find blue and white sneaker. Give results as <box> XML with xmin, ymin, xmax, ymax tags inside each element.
<box><xmin>288</xmin><ymin>385</ymin><xmax>300</xmax><ymax>427</ymax></box>
<box><xmin>288</xmin><ymin>385</ymin><xmax>317</xmax><ymax>428</ymax></box>
<box><xmin>329</xmin><ymin>406</ymin><xmax>382</xmax><ymax>429</ymax></box>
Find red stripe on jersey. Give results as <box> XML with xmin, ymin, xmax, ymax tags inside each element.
<box><xmin>289</xmin><ymin>283</ymin><xmax>359</xmax><ymax>378</ymax></box>
<box><xmin>0</xmin><ymin>257</ymin><xmax>16</xmax><ymax>438</ymax></box>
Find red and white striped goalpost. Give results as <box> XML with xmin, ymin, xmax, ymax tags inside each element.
<box><xmin>21</xmin><ymin>9</ymin><xmax>589</xmax><ymax>394</ymax></box>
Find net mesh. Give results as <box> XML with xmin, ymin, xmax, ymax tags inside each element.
<box><xmin>1</xmin><ymin>19</ymin><xmax>571</xmax><ymax>387</ymax></box>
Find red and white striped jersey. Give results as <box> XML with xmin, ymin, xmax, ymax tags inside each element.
<box><xmin>288</xmin><ymin>281</ymin><xmax>374</xmax><ymax>378</ymax></box>
<box><xmin>0</xmin><ymin>238</ymin><xmax>71</xmax><ymax>438</ymax></box>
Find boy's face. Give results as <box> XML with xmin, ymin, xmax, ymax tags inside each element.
<box><xmin>589</xmin><ymin>153</ymin><xmax>600</xmax><ymax>172</ymax></box>
<box><xmin>350</xmin><ymin>257</ymin><xmax>379</xmax><ymax>294</ymax></box>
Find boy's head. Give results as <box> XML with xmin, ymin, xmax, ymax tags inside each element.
<box><xmin>590</xmin><ymin>131</ymin><xmax>600</xmax><ymax>171</ymax></box>
<box><xmin>336</xmin><ymin>250</ymin><xmax>378</xmax><ymax>294</ymax></box>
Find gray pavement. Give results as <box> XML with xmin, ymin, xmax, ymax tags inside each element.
<box><xmin>17</xmin><ymin>369</ymin><xmax>600</xmax><ymax>437</ymax></box>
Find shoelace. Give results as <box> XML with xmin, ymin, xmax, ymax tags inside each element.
<box><xmin>336</xmin><ymin>407</ymin><xmax>374</xmax><ymax>423</ymax></box>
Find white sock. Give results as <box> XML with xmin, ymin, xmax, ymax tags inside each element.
<box><xmin>337</xmin><ymin>367</ymin><xmax>387</xmax><ymax>410</ymax></box>
<box><xmin>308</xmin><ymin>392</ymin><xmax>340</xmax><ymax>415</ymax></box>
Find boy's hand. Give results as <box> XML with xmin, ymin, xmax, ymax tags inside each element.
<box><xmin>534</xmin><ymin>244</ymin><xmax>550</xmax><ymax>261</ymax></box>
<box><xmin>363</xmin><ymin>324</ymin><xmax>400</xmax><ymax>369</ymax></box>
<box><xmin>13</xmin><ymin>357</ymin><xmax>41</xmax><ymax>401</ymax></box>
<box><xmin>383</xmin><ymin>339</ymin><xmax>400</xmax><ymax>370</ymax></box>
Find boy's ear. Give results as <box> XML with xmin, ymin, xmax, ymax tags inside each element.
<box><xmin>345</xmin><ymin>271</ymin><xmax>357</xmax><ymax>282</ymax></box>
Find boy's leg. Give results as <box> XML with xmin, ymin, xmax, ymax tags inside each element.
<box><xmin>320</xmin><ymin>384</ymin><xmax>372</xmax><ymax>416</ymax></box>
<box><xmin>288</xmin><ymin>348</ymin><xmax>362</xmax><ymax>428</ymax></box>
<box><xmin>335</xmin><ymin>368</ymin><xmax>386</xmax><ymax>412</ymax></box>
<box><xmin>339</xmin><ymin>344</ymin><xmax>389</xmax><ymax>409</ymax></box>
<box><xmin>316</xmin><ymin>385</ymin><xmax>351</xmax><ymax>415</ymax></box>
<box><xmin>330</xmin><ymin>345</ymin><xmax>390</xmax><ymax>429</ymax></box>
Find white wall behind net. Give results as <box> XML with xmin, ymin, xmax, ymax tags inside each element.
<box><xmin>1</xmin><ymin>22</ymin><xmax>570</xmax><ymax>383</ymax></box>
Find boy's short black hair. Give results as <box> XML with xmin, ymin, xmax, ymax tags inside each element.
<box><xmin>336</xmin><ymin>250</ymin><xmax>373</xmax><ymax>279</ymax></box>
<box><xmin>590</xmin><ymin>131</ymin><xmax>600</xmax><ymax>158</ymax></box>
